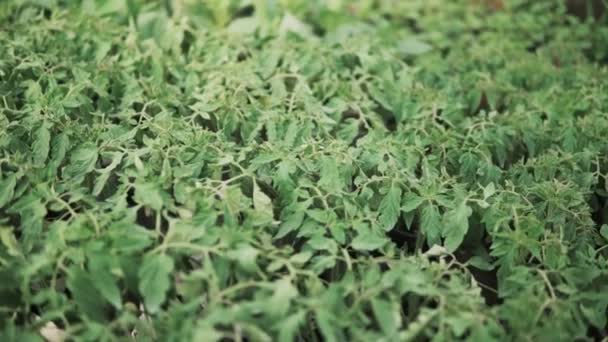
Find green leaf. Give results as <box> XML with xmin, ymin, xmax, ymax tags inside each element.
<box><xmin>67</xmin><ymin>268</ymin><xmax>107</xmax><ymax>321</ymax></box>
<box><xmin>329</xmin><ymin>223</ymin><xmax>346</xmax><ymax>244</ymax></box>
<box><xmin>307</xmin><ymin>208</ymin><xmax>332</xmax><ymax>224</ymax></box>
<box><xmin>442</xmin><ymin>201</ymin><xmax>472</xmax><ymax>252</ymax></box>
<box><xmin>138</xmin><ymin>254</ymin><xmax>174</xmax><ymax>313</ymax></box>
<box><xmin>277</xmin><ymin>311</ymin><xmax>306</xmax><ymax>342</ymax></box>
<box><xmin>399</xmin><ymin>38</ymin><xmax>432</xmax><ymax>55</ymax></box>
<box><xmin>226</xmin><ymin>244</ymin><xmax>260</xmax><ymax>273</ymax></box>
<box><xmin>275</xmin><ymin>210</ymin><xmax>305</xmax><ymax>239</ymax></box>
<box><xmin>402</xmin><ymin>192</ymin><xmax>424</xmax><ymax>212</ymax></box>
<box><xmin>351</xmin><ymin>228</ymin><xmax>388</xmax><ymax>251</ymax></box>
<box><xmin>32</xmin><ymin>123</ymin><xmax>51</xmax><ymax>165</ymax></box>
<box><xmin>227</xmin><ymin>17</ymin><xmax>258</xmax><ymax>34</ymax></box>
<box><xmin>253</xmin><ymin>182</ymin><xmax>273</xmax><ymax>220</ymax></box>
<box><xmin>3</xmin><ymin>3</ymin><xmax>608</xmax><ymax>340</ymax></box>
<box><xmin>134</xmin><ymin>182</ymin><xmax>164</xmax><ymax>211</ymax></box>
<box><xmin>600</xmin><ymin>224</ymin><xmax>608</xmax><ymax>241</ymax></box>
<box><xmin>315</xmin><ymin>309</ymin><xmax>337</xmax><ymax>342</ymax></box>
<box><xmin>0</xmin><ymin>227</ymin><xmax>21</xmax><ymax>257</ymax></box>
<box><xmin>307</xmin><ymin>236</ymin><xmax>338</xmax><ymax>254</ymax></box>
<box><xmin>93</xmin><ymin>152</ymin><xmax>123</xmax><ymax>196</ymax></box>
<box><xmin>468</xmin><ymin>256</ymin><xmax>494</xmax><ymax>271</ymax></box>
<box><xmin>109</xmin><ymin>224</ymin><xmax>154</xmax><ymax>253</ymax></box>
<box><xmin>64</xmin><ymin>143</ymin><xmax>98</xmax><ymax>179</ymax></box>
<box><xmin>483</xmin><ymin>182</ymin><xmax>496</xmax><ymax>199</ymax></box>
<box><xmin>0</xmin><ymin>174</ymin><xmax>17</xmax><ymax>208</ymax></box>
<box><xmin>420</xmin><ymin>203</ymin><xmax>441</xmax><ymax>246</ymax></box>
<box><xmin>318</xmin><ymin>157</ymin><xmax>341</xmax><ymax>193</ymax></box>
<box><xmin>268</xmin><ymin>277</ymin><xmax>298</xmax><ymax>317</ymax></box>
<box><xmin>280</xmin><ymin>13</ymin><xmax>314</xmax><ymax>39</ymax></box>
<box><xmin>378</xmin><ymin>184</ymin><xmax>402</xmax><ymax>231</ymax></box>
<box><xmin>371</xmin><ymin>298</ymin><xmax>400</xmax><ymax>336</ymax></box>
<box><xmin>581</xmin><ymin>302</ymin><xmax>607</xmax><ymax>329</ymax></box>
<box><xmin>289</xmin><ymin>251</ymin><xmax>313</xmax><ymax>264</ymax></box>
<box><xmin>48</xmin><ymin>133</ymin><xmax>70</xmax><ymax>168</ymax></box>
<box><xmin>89</xmin><ymin>254</ymin><xmax>122</xmax><ymax>309</ymax></box>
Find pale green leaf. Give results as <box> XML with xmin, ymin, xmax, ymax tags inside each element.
<box><xmin>402</xmin><ymin>192</ymin><xmax>424</xmax><ymax>212</ymax></box>
<box><xmin>351</xmin><ymin>228</ymin><xmax>388</xmax><ymax>251</ymax></box>
<box><xmin>32</xmin><ymin>123</ymin><xmax>51</xmax><ymax>165</ymax></box>
<box><xmin>0</xmin><ymin>174</ymin><xmax>17</xmax><ymax>208</ymax></box>
<box><xmin>138</xmin><ymin>254</ymin><xmax>174</xmax><ymax>313</ymax></box>
<box><xmin>372</xmin><ymin>298</ymin><xmax>400</xmax><ymax>336</ymax></box>
<box><xmin>420</xmin><ymin>203</ymin><xmax>441</xmax><ymax>246</ymax></box>
<box><xmin>318</xmin><ymin>157</ymin><xmax>341</xmax><ymax>193</ymax></box>
<box><xmin>442</xmin><ymin>201</ymin><xmax>472</xmax><ymax>252</ymax></box>
<box><xmin>378</xmin><ymin>184</ymin><xmax>402</xmax><ymax>231</ymax></box>
<box><xmin>134</xmin><ymin>182</ymin><xmax>163</xmax><ymax>211</ymax></box>
<box><xmin>89</xmin><ymin>254</ymin><xmax>122</xmax><ymax>309</ymax></box>
<box><xmin>399</xmin><ymin>38</ymin><xmax>432</xmax><ymax>55</ymax></box>
<box><xmin>253</xmin><ymin>182</ymin><xmax>273</xmax><ymax>219</ymax></box>
<box><xmin>64</xmin><ymin>143</ymin><xmax>98</xmax><ymax>178</ymax></box>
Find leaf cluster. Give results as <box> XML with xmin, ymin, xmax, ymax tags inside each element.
<box><xmin>1</xmin><ymin>0</ymin><xmax>608</xmax><ymax>341</ymax></box>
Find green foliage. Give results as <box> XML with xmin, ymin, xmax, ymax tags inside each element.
<box><xmin>1</xmin><ymin>0</ymin><xmax>608</xmax><ymax>341</ymax></box>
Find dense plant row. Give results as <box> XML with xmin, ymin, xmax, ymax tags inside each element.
<box><xmin>1</xmin><ymin>0</ymin><xmax>607</xmax><ymax>341</ymax></box>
